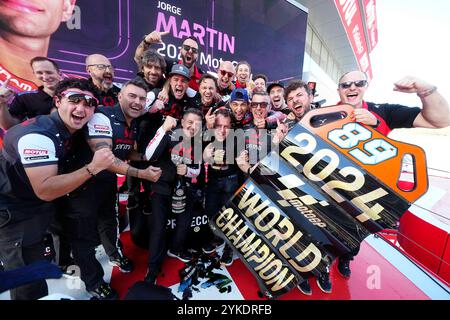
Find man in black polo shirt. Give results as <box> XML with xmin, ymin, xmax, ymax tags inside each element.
<box><xmin>86</xmin><ymin>54</ymin><xmax>121</xmax><ymax>107</ymax></box>
<box><xmin>57</xmin><ymin>78</ymin><xmax>162</xmax><ymax>299</ymax></box>
<box><xmin>335</xmin><ymin>70</ymin><xmax>450</xmax><ymax>279</ymax></box>
<box><xmin>0</xmin><ymin>57</ymin><xmax>62</xmax><ymax>130</ymax></box>
<box><xmin>0</xmin><ymin>78</ymin><xmax>114</xmax><ymax>300</ymax></box>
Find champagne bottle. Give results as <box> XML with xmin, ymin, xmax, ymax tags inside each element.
<box><xmin>172</xmin><ymin>175</ymin><xmax>187</xmax><ymax>215</ymax></box>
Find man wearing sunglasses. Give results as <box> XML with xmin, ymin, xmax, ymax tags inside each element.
<box><xmin>0</xmin><ymin>57</ymin><xmax>62</xmax><ymax>131</ymax></box>
<box><xmin>336</xmin><ymin>70</ymin><xmax>450</xmax><ymax>279</ymax></box>
<box><xmin>0</xmin><ymin>78</ymin><xmax>115</xmax><ymax>300</ymax></box>
<box><xmin>86</xmin><ymin>54</ymin><xmax>121</xmax><ymax>107</ymax></box>
<box><xmin>136</xmin><ymin>31</ymin><xmax>204</xmax><ymax>91</ymax></box>
<box><xmin>56</xmin><ymin>78</ymin><xmax>162</xmax><ymax>299</ymax></box>
<box><xmin>216</xmin><ymin>61</ymin><xmax>236</xmax><ymax>100</ymax></box>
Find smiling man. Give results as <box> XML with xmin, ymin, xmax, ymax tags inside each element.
<box><xmin>0</xmin><ymin>0</ymin><xmax>76</xmax><ymax>90</ymax></box>
<box><xmin>284</xmin><ymin>80</ymin><xmax>313</xmax><ymax>130</ymax></box>
<box><xmin>216</xmin><ymin>60</ymin><xmax>235</xmax><ymax>99</ymax></box>
<box><xmin>0</xmin><ymin>78</ymin><xmax>114</xmax><ymax>300</ymax></box>
<box><xmin>85</xmin><ymin>54</ymin><xmax>121</xmax><ymax>107</ymax></box>
<box><xmin>336</xmin><ymin>70</ymin><xmax>450</xmax><ymax>279</ymax></box>
<box><xmin>136</xmin><ymin>31</ymin><xmax>205</xmax><ymax>91</ymax></box>
<box><xmin>55</xmin><ymin>77</ymin><xmax>163</xmax><ymax>300</ymax></box>
<box><xmin>143</xmin><ymin>109</ymin><xmax>203</xmax><ymax>283</ymax></box>
<box><xmin>0</xmin><ymin>56</ymin><xmax>62</xmax><ymax>130</ymax></box>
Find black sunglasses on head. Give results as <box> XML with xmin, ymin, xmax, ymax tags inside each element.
<box><xmin>339</xmin><ymin>80</ymin><xmax>368</xmax><ymax>89</ymax></box>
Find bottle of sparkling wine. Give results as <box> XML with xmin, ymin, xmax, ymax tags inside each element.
<box><xmin>172</xmin><ymin>175</ymin><xmax>186</xmax><ymax>215</ymax></box>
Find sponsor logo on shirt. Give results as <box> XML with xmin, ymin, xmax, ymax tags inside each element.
<box><xmin>94</xmin><ymin>124</ymin><xmax>111</xmax><ymax>134</ymax></box>
<box><xmin>23</xmin><ymin>148</ymin><xmax>50</xmax><ymax>161</ymax></box>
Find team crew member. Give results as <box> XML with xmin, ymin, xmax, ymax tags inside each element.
<box><xmin>284</xmin><ymin>80</ymin><xmax>314</xmax><ymax>130</ymax></box>
<box><xmin>127</xmin><ymin>49</ymin><xmax>167</xmax><ymax>210</ymax></box>
<box><xmin>147</xmin><ymin>64</ymin><xmax>197</xmax><ymax>120</ymax></box>
<box><xmin>202</xmin><ymin>109</ymin><xmax>247</xmax><ymax>266</ymax></box>
<box><xmin>56</xmin><ymin>78</ymin><xmax>162</xmax><ymax>299</ymax></box>
<box><xmin>143</xmin><ymin>110</ymin><xmax>203</xmax><ymax>283</ymax></box>
<box><xmin>136</xmin><ymin>49</ymin><xmax>166</xmax><ymax>91</ymax></box>
<box><xmin>194</xmin><ymin>74</ymin><xmax>226</xmax><ymax>129</ymax></box>
<box><xmin>242</xmin><ymin>91</ymin><xmax>279</xmax><ymax>164</ymax></box>
<box><xmin>267</xmin><ymin>81</ymin><xmax>289</xmax><ymax>115</ymax></box>
<box><xmin>276</xmin><ymin>80</ymin><xmax>332</xmax><ymax>295</ymax></box>
<box><xmin>336</xmin><ymin>70</ymin><xmax>450</xmax><ymax>278</ymax></box>
<box><xmin>136</xmin><ymin>31</ymin><xmax>204</xmax><ymax>91</ymax></box>
<box><xmin>235</xmin><ymin>61</ymin><xmax>254</xmax><ymax>92</ymax></box>
<box><xmin>228</xmin><ymin>88</ymin><xmax>252</xmax><ymax>129</ymax></box>
<box><xmin>0</xmin><ymin>57</ymin><xmax>62</xmax><ymax>130</ymax></box>
<box><xmin>0</xmin><ymin>78</ymin><xmax>114</xmax><ymax>300</ymax></box>
<box><xmin>86</xmin><ymin>54</ymin><xmax>121</xmax><ymax>106</ymax></box>
<box><xmin>216</xmin><ymin>61</ymin><xmax>236</xmax><ymax>100</ymax></box>
<box><xmin>253</xmin><ymin>74</ymin><xmax>268</xmax><ymax>93</ymax></box>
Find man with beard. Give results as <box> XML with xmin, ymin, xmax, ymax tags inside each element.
<box><xmin>86</xmin><ymin>54</ymin><xmax>121</xmax><ymax>107</ymax></box>
<box><xmin>136</xmin><ymin>31</ymin><xmax>204</xmax><ymax>91</ymax></box>
<box><xmin>57</xmin><ymin>78</ymin><xmax>162</xmax><ymax>299</ymax></box>
<box><xmin>143</xmin><ymin>109</ymin><xmax>203</xmax><ymax>283</ymax></box>
<box><xmin>136</xmin><ymin>49</ymin><xmax>166</xmax><ymax>92</ymax></box>
<box><xmin>1</xmin><ymin>57</ymin><xmax>62</xmax><ymax>130</ymax></box>
<box><xmin>284</xmin><ymin>80</ymin><xmax>314</xmax><ymax>130</ymax></box>
<box><xmin>0</xmin><ymin>78</ymin><xmax>114</xmax><ymax>300</ymax></box>
<box><xmin>277</xmin><ymin>80</ymin><xmax>333</xmax><ymax>295</ymax></box>
<box><xmin>335</xmin><ymin>70</ymin><xmax>450</xmax><ymax>279</ymax></box>
<box><xmin>0</xmin><ymin>0</ymin><xmax>76</xmax><ymax>91</ymax></box>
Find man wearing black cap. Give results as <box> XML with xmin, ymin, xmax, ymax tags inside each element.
<box><xmin>228</xmin><ymin>88</ymin><xmax>252</xmax><ymax>129</ymax></box>
<box><xmin>146</xmin><ymin>64</ymin><xmax>197</xmax><ymax>120</ymax></box>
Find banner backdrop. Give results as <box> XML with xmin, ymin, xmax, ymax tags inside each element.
<box><xmin>48</xmin><ymin>0</ymin><xmax>308</xmax><ymax>83</ymax></box>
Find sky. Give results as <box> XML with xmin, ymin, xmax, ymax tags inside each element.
<box><xmin>365</xmin><ymin>0</ymin><xmax>450</xmax><ymax>106</ymax></box>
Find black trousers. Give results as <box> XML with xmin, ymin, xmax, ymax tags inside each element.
<box><xmin>57</xmin><ymin>178</ymin><xmax>119</xmax><ymax>291</ymax></box>
<box><xmin>147</xmin><ymin>190</ymin><xmax>193</xmax><ymax>272</ymax></box>
<box><xmin>204</xmin><ymin>174</ymin><xmax>240</xmax><ymax>241</ymax></box>
<box><xmin>0</xmin><ymin>201</ymin><xmax>54</xmax><ymax>300</ymax></box>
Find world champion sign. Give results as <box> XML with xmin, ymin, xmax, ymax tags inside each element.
<box><xmin>211</xmin><ymin>105</ymin><xmax>428</xmax><ymax>298</ymax></box>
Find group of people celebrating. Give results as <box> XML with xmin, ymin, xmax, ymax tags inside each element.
<box><xmin>0</xmin><ymin>28</ymin><xmax>449</xmax><ymax>300</ymax></box>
